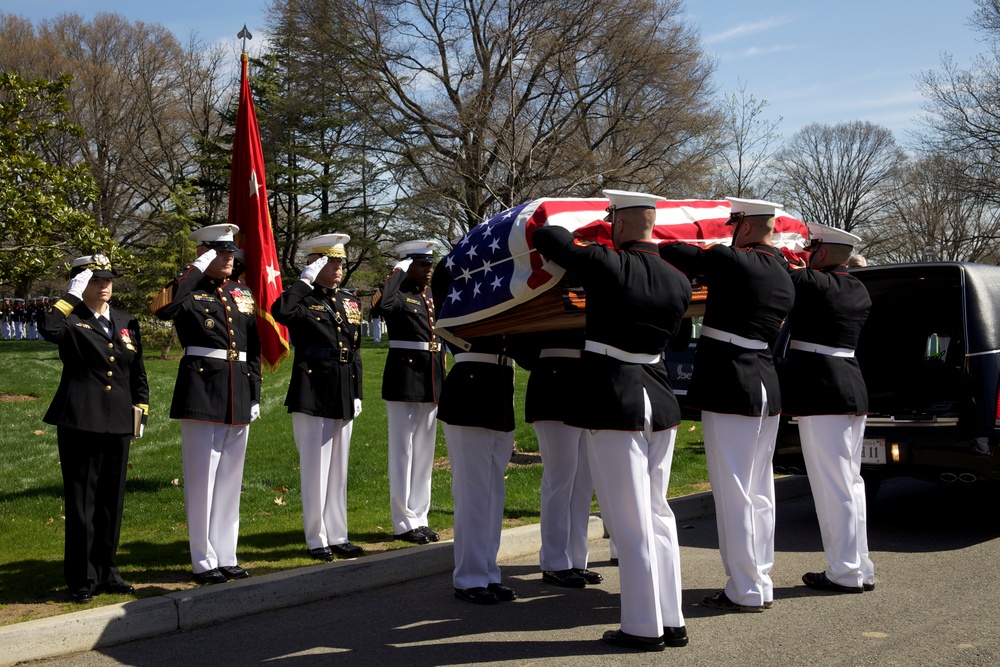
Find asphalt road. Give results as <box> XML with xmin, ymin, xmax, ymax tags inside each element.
<box><xmin>28</xmin><ymin>477</ymin><xmax>1000</xmax><ymax>667</ymax></box>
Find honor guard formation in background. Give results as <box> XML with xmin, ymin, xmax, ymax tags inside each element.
<box><xmin>30</xmin><ymin>189</ymin><xmax>878</xmax><ymax>653</ymax></box>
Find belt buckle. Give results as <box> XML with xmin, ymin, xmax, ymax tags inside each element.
<box><xmin>227</xmin><ymin>349</ymin><xmax>239</xmax><ymax>362</ymax></box>
<box><xmin>339</xmin><ymin>348</ymin><xmax>349</xmax><ymax>363</ymax></box>
<box><xmin>428</xmin><ymin>341</ymin><xmax>439</xmax><ymax>352</ymax></box>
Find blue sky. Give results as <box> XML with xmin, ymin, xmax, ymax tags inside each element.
<box><xmin>4</xmin><ymin>0</ymin><xmax>988</xmax><ymax>141</ymax></box>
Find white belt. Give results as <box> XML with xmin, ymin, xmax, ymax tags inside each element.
<box><xmin>185</xmin><ymin>346</ymin><xmax>247</xmax><ymax>362</ymax></box>
<box><xmin>539</xmin><ymin>348</ymin><xmax>582</xmax><ymax>359</ymax></box>
<box><xmin>584</xmin><ymin>340</ymin><xmax>661</xmax><ymax>364</ymax></box>
<box><xmin>790</xmin><ymin>340</ymin><xmax>855</xmax><ymax>358</ymax></box>
<box><xmin>389</xmin><ymin>340</ymin><xmax>441</xmax><ymax>352</ymax></box>
<box><xmin>453</xmin><ymin>352</ymin><xmax>515</xmax><ymax>368</ymax></box>
<box><xmin>700</xmin><ymin>326</ymin><xmax>768</xmax><ymax>350</ymax></box>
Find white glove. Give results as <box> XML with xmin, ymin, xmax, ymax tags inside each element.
<box><xmin>67</xmin><ymin>269</ymin><xmax>93</xmax><ymax>299</ymax></box>
<box><xmin>250</xmin><ymin>401</ymin><xmax>260</xmax><ymax>422</ymax></box>
<box><xmin>300</xmin><ymin>255</ymin><xmax>328</xmax><ymax>284</ymax></box>
<box><xmin>353</xmin><ymin>398</ymin><xmax>362</xmax><ymax>419</ymax></box>
<box><xmin>393</xmin><ymin>258</ymin><xmax>412</xmax><ymax>272</ymax></box>
<box><xmin>192</xmin><ymin>249</ymin><xmax>217</xmax><ymax>273</ymax></box>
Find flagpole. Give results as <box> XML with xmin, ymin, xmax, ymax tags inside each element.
<box><xmin>229</xmin><ymin>24</ymin><xmax>291</xmax><ymax>372</ymax></box>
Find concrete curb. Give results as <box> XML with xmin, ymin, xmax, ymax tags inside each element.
<box><xmin>0</xmin><ymin>476</ymin><xmax>811</xmax><ymax>665</ymax></box>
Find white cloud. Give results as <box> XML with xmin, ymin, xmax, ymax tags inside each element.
<box><xmin>704</xmin><ymin>15</ymin><xmax>798</xmax><ymax>44</ymax></box>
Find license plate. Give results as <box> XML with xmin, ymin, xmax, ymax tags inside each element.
<box><xmin>862</xmin><ymin>438</ymin><xmax>886</xmax><ymax>464</ymax></box>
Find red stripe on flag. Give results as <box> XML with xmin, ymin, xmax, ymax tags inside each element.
<box><xmin>229</xmin><ymin>52</ymin><xmax>290</xmax><ymax>371</ymax></box>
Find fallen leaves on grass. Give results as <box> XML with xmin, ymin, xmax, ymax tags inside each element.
<box><xmin>274</xmin><ymin>496</ymin><xmax>286</xmax><ymax>506</ymax></box>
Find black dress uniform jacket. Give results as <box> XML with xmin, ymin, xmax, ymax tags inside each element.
<box><xmin>40</xmin><ymin>296</ymin><xmax>149</xmax><ymax>433</ymax></box>
<box><xmin>152</xmin><ymin>266</ymin><xmax>262</xmax><ymax>425</ymax></box>
<box><xmin>431</xmin><ymin>259</ymin><xmax>515</xmax><ymax>432</ymax></box>
<box><xmin>533</xmin><ymin>228</ymin><xmax>692</xmax><ymax>432</ymax></box>
<box><xmin>370</xmin><ymin>268</ymin><xmax>445</xmax><ymax>403</ymax></box>
<box><xmin>780</xmin><ymin>265</ymin><xmax>870</xmax><ymax>416</ymax></box>
<box><xmin>509</xmin><ymin>329</ymin><xmax>585</xmax><ymax>424</ymax></box>
<box><xmin>272</xmin><ymin>280</ymin><xmax>363</xmax><ymax>419</ymax></box>
<box><xmin>660</xmin><ymin>241</ymin><xmax>795</xmax><ymax>417</ymax></box>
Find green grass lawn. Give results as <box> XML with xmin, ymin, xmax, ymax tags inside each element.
<box><xmin>0</xmin><ymin>338</ymin><xmax>707</xmax><ymax>623</ymax></box>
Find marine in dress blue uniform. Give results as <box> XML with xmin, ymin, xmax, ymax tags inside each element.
<box><xmin>370</xmin><ymin>240</ymin><xmax>445</xmax><ymax>545</ymax></box>
<box><xmin>509</xmin><ymin>329</ymin><xmax>601</xmax><ymax>589</ymax></box>
<box><xmin>534</xmin><ymin>190</ymin><xmax>692</xmax><ymax>651</ymax></box>
<box><xmin>431</xmin><ymin>260</ymin><xmax>517</xmax><ymax>605</ymax></box>
<box><xmin>272</xmin><ymin>233</ymin><xmax>365</xmax><ymax>561</ymax></box>
<box><xmin>40</xmin><ymin>255</ymin><xmax>149</xmax><ymax>601</ymax></box>
<box><xmin>660</xmin><ymin>197</ymin><xmax>796</xmax><ymax>612</ymax></box>
<box><xmin>782</xmin><ymin>222</ymin><xmax>875</xmax><ymax>594</ymax></box>
<box><xmin>151</xmin><ymin>224</ymin><xmax>261</xmax><ymax>585</ymax></box>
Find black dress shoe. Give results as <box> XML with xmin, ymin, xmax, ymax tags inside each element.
<box><xmin>572</xmin><ymin>568</ymin><xmax>603</xmax><ymax>584</ymax></box>
<box><xmin>454</xmin><ymin>587</ymin><xmax>499</xmax><ymax>604</ymax></box>
<box><xmin>219</xmin><ymin>565</ymin><xmax>250</xmax><ymax>580</ymax></box>
<box><xmin>330</xmin><ymin>542</ymin><xmax>365</xmax><ymax>558</ymax></box>
<box><xmin>702</xmin><ymin>590</ymin><xmax>765</xmax><ymax>612</ymax></box>
<box><xmin>602</xmin><ymin>629</ymin><xmax>665</xmax><ymax>652</ymax></box>
<box><xmin>309</xmin><ymin>547</ymin><xmax>334</xmax><ymax>562</ymax></box>
<box><xmin>487</xmin><ymin>582</ymin><xmax>517</xmax><ymax>601</ymax></box>
<box><xmin>193</xmin><ymin>569</ymin><xmax>227</xmax><ymax>585</ymax></box>
<box><xmin>99</xmin><ymin>582</ymin><xmax>135</xmax><ymax>595</ymax></box>
<box><xmin>662</xmin><ymin>626</ymin><xmax>689</xmax><ymax>647</ymax></box>
<box><xmin>70</xmin><ymin>590</ymin><xmax>94</xmax><ymax>603</ymax></box>
<box><xmin>394</xmin><ymin>528</ymin><xmax>430</xmax><ymax>544</ymax></box>
<box><xmin>802</xmin><ymin>571</ymin><xmax>863</xmax><ymax>594</ymax></box>
<box><xmin>418</xmin><ymin>526</ymin><xmax>440</xmax><ymax>542</ymax></box>
<box><xmin>542</xmin><ymin>569</ymin><xmax>586</xmax><ymax>588</ymax></box>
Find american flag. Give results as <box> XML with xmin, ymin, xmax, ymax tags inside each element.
<box><xmin>435</xmin><ymin>197</ymin><xmax>808</xmax><ymax>331</ymax></box>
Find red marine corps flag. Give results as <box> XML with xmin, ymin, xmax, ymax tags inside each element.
<box><xmin>229</xmin><ymin>50</ymin><xmax>289</xmax><ymax>371</ymax></box>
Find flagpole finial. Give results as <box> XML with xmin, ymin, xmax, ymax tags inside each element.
<box><xmin>237</xmin><ymin>24</ymin><xmax>253</xmax><ymax>53</ymax></box>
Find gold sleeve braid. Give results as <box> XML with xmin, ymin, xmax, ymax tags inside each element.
<box><xmin>52</xmin><ymin>299</ymin><xmax>73</xmax><ymax>317</ymax></box>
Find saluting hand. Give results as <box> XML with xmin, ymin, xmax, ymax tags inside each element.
<box><xmin>192</xmin><ymin>249</ymin><xmax>217</xmax><ymax>273</ymax></box>
<box><xmin>67</xmin><ymin>269</ymin><xmax>93</xmax><ymax>299</ymax></box>
<box><xmin>300</xmin><ymin>256</ymin><xmax>328</xmax><ymax>284</ymax></box>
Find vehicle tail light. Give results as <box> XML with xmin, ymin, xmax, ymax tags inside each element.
<box><xmin>890</xmin><ymin>443</ymin><xmax>900</xmax><ymax>463</ymax></box>
<box><xmin>995</xmin><ymin>380</ymin><xmax>1000</xmax><ymax>427</ymax></box>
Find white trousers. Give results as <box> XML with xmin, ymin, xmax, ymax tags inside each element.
<box><xmin>180</xmin><ymin>420</ymin><xmax>249</xmax><ymax>573</ymax></box>
<box><xmin>292</xmin><ymin>412</ymin><xmax>353</xmax><ymax>549</ymax></box>
<box><xmin>444</xmin><ymin>424</ymin><xmax>513</xmax><ymax>590</ymax></box>
<box><xmin>588</xmin><ymin>391</ymin><xmax>684</xmax><ymax>637</ymax></box>
<box><xmin>387</xmin><ymin>401</ymin><xmax>438</xmax><ymax>533</ymax></box>
<box><xmin>534</xmin><ymin>421</ymin><xmax>593</xmax><ymax>571</ymax></box>
<box><xmin>702</xmin><ymin>385</ymin><xmax>779</xmax><ymax>607</ymax></box>
<box><xmin>799</xmin><ymin>414</ymin><xmax>874</xmax><ymax>588</ymax></box>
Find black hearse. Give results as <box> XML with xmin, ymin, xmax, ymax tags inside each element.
<box><xmin>773</xmin><ymin>262</ymin><xmax>1000</xmax><ymax>496</ymax></box>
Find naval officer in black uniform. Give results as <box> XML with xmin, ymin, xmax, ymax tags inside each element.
<box><xmin>40</xmin><ymin>254</ymin><xmax>149</xmax><ymax>602</ymax></box>
<box><xmin>273</xmin><ymin>233</ymin><xmax>365</xmax><ymax>561</ymax></box>
<box><xmin>431</xmin><ymin>261</ymin><xmax>517</xmax><ymax>605</ymax></box>
<box><xmin>782</xmin><ymin>222</ymin><xmax>874</xmax><ymax>594</ymax></box>
<box><xmin>660</xmin><ymin>197</ymin><xmax>795</xmax><ymax>613</ymax></box>
<box><xmin>152</xmin><ymin>223</ymin><xmax>261</xmax><ymax>585</ymax></box>
<box><xmin>370</xmin><ymin>240</ymin><xmax>445</xmax><ymax>545</ymax></box>
<box><xmin>534</xmin><ymin>189</ymin><xmax>692</xmax><ymax>651</ymax></box>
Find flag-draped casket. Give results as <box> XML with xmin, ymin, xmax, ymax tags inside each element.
<box><xmin>435</xmin><ymin>198</ymin><xmax>808</xmax><ymax>344</ymax></box>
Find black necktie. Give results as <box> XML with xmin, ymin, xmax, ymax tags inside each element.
<box><xmin>97</xmin><ymin>315</ymin><xmax>112</xmax><ymax>338</ymax></box>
